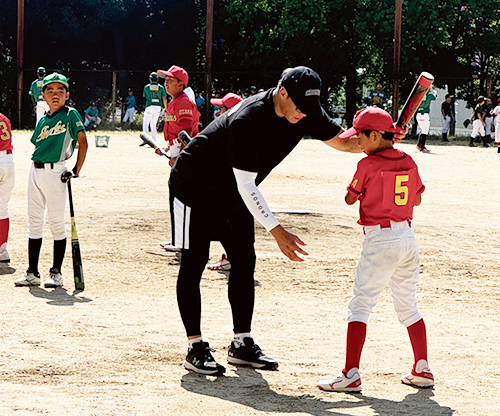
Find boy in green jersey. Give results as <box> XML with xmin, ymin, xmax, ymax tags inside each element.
<box><xmin>15</xmin><ymin>73</ymin><xmax>88</xmax><ymax>288</ymax></box>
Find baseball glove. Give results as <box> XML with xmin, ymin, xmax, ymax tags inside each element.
<box><xmin>463</xmin><ymin>119</ymin><xmax>471</xmax><ymax>128</ymax></box>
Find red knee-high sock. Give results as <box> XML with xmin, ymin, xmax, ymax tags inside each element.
<box><xmin>344</xmin><ymin>321</ymin><xmax>367</xmax><ymax>374</ymax></box>
<box><xmin>407</xmin><ymin>318</ymin><xmax>428</xmax><ymax>365</ymax></box>
<box><xmin>0</xmin><ymin>218</ymin><xmax>9</xmax><ymax>247</ymax></box>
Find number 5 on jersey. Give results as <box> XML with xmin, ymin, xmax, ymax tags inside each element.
<box><xmin>381</xmin><ymin>169</ymin><xmax>418</xmax><ymax>211</ymax></box>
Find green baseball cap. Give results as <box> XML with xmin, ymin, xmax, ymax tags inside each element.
<box><xmin>37</xmin><ymin>66</ymin><xmax>46</xmax><ymax>75</ymax></box>
<box><xmin>42</xmin><ymin>73</ymin><xmax>69</xmax><ymax>90</ymax></box>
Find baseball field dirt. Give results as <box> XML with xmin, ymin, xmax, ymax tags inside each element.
<box><xmin>0</xmin><ymin>131</ymin><xmax>497</xmax><ymax>415</ymax></box>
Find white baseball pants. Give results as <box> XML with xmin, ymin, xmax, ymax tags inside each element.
<box><xmin>495</xmin><ymin>119</ymin><xmax>500</xmax><ymax>142</ymax></box>
<box><xmin>0</xmin><ymin>152</ymin><xmax>15</xmax><ymax>219</ymax></box>
<box><xmin>485</xmin><ymin>117</ymin><xmax>493</xmax><ymax>136</ymax></box>
<box><xmin>348</xmin><ymin>221</ymin><xmax>423</xmax><ymax>327</ymax></box>
<box><xmin>441</xmin><ymin>115</ymin><xmax>451</xmax><ymax>133</ymax></box>
<box><xmin>142</xmin><ymin>105</ymin><xmax>162</xmax><ymax>141</ymax></box>
<box><xmin>28</xmin><ymin>162</ymin><xmax>67</xmax><ymax>240</ymax></box>
<box><xmin>471</xmin><ymin>119</ymin><xmax>485</xmax><ymax>138</ymax></box>
<box><xmin>84</xmin><ymin>116</ymin><xmax>102</xmax><ymax>127</ymax></box>
<box><xmin>35</xmin><ymin>101</ymin><xmax>50</xmax><ymax>125</ymax></box>
<box><xmin>416</xmin><ymin>113</ymin><xmax>430</xmax><ymax>135</ymax></box>
<box><xmin>123</xmin><ymin>108</ymin><xmax>135</xmax><ymax>123</ymax></box>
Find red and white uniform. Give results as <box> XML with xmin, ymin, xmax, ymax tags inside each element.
<box><xmin>0</xmin><ymin>113</ymin><xmax>15</xmax><ymax>257</ymax></box>
<box><xmin>346</xmin><ymin>148</ymin><xmax>425</xmax><ymax>327</ymax></box>
<box><xmin>163</xmin><ymin>91</ymin><xmax>199</xmax><ymax>157</ymax></box>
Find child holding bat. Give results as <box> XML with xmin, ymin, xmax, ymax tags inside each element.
<box><xmin>317</xmin><ymin>106</ymin><xmax>433</xmax><ymax>392</ymax></box>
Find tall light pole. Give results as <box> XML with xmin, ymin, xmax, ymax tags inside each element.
<box><xmin>392</xmin><ymin>0</ymin><xmax>402</xmax><ymax>120</ymax></box>
<box><xmin>17</xmin><ymin>0</ymin><xmax>25</xmax><ymax>127</ymax></box>
<box><xmin>205</xmin><ymin>0</ymin><xmax>214</xmax><ymax>127</ymax></box>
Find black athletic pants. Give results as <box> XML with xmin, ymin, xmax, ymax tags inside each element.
<box><xmin>171</xmin><ymin>195</ymin><xmax>256</xmax><ymax>337</ymax></box>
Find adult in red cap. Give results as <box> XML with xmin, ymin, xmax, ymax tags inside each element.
<box><xmin>166</xmin><ymin>66</ymin><xmax>407</xmax><ymax>377</ymax></box>
<box><xmin>156</xmin><ymin>65</ymin><xmax>199</xmax><ymax>166</ymax></box>
<box><xmin>210</xmin><ymin>92</ymin><xmax>242</xmax><ymax>118</ymax></box>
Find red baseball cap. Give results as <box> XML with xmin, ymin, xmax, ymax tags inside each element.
<box><xmin>157</xmin><ymin>65</ymin><xmax>189</xmax><ymax>87</ymax></box>
<box><xmin>339</xmin><ymin>106</ymin><xmax>403</xmax><ymax>139</ymax></box>
<box><xmin>210</xmin><ymin>92</ymin><xmax>242</xmax><ymax>109</ymax></box>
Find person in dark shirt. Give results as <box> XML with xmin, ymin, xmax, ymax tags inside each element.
<box><xmin>441</xmin><ymin>94</ymin><xmax>453</xmax><ymax>142</ymax></box>
<box><xmin>169</xmin><ymin>66</ymin><xmax>404</xmax><ymax>376</ymax></box>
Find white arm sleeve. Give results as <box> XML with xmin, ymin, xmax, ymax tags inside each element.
<box><xmin>233</xmin><ymin>168</ymin><xmax>280</xmax><ymax>232</ymax></box>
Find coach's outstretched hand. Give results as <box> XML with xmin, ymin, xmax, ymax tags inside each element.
<box><xmin>270</xmin><ymin>225</ymin><xmax>308</xmax><ymax>262</ymax></box>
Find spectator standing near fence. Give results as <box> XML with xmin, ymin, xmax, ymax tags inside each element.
<box><xmin>441</xmin><ymin>94</ymin><xmax>453</xmax><ymax>142</ymax></box>
<box><xmin>469</xmin><ymin>96</ymin><xmax>486</xmax><ymax>147</ymax></box>
<box><xmin>29</xmin><ymin>67</ymin><xmax>49</xmax><ymax>126</ymax></box>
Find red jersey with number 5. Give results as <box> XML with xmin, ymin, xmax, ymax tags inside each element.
<box><xmin>0</xmin><ymin>113</ymin><xmax>13</xmax><ymax>152</ymax></box>
<box><xmin>346</xmin><ymin>148</ymin><xmax>425</xmax><ymax>226</ymax></box>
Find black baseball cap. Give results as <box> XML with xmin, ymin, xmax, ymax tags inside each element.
<box><xmin>281</xmin><ymin>66</ymin><xmax>322</xmax><ymax>116</ymax></box>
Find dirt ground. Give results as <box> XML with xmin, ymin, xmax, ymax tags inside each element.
<box><xmin>0</xmin><ymin>130</ymin><xmax>498</xmax><ymax>415</ymax></box>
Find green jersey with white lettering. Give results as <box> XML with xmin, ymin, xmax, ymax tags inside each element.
<box><xmin>143</xmin><ymin>83</ymin><xmax>166</xmax><ymax>107</ymax></box>
<box><xmin>29</xmin><ymin>78</ymin><xmax>45</xmax><ymax>105</ymax></box>
<box><xmin>31</xmin><ymin>106</ymin><xmax>85</xmax><ymax>163</ymax></box>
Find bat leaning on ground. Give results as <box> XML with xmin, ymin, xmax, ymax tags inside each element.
<box><xmin>139</xmin><ymin>132</ymin><xmax>170</xmax><ymax>158</ymax></box>
<box><xmin>61</xmin><ymin>171</ymin><xmax>84</xmax><ymax>291</ymax></box>
<box><xmin>396</xmin><ymin>72</ymin><xmax>434</xmax><ymax>129</ymax></box>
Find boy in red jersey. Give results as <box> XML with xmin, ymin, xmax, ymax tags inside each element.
<box><xmin>0</xmin><ymin>113</ymin><xmax>14</xmax><ymax>263</ymax></box>
<box><xmin>317</xmin><ymin>107</ymin><xmax>433</xmax><ymax>392</ymax></box>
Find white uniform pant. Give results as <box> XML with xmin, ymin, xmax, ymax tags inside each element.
<box><xmin>348</xmin><ymin>221</ymin><xmax>422</xmax><ymax>327</ymax></box>
<box><xmin>0</xmin><ymin>152</ymin><xmax>15</xmax><ymax>219</ymax></box>
<box><xmin>84</xmin><ymin>116</ymin><xmax>101</xmax><ymax>127</ymax></box>
<box><xmin>485</xmin><ymin>117</ymin><xmax>493</xmax><ymax>136</ymax></box>
<box><xmin>416</xmin><ymin>113</ymin><xmax>430</xmax><ymax>135</ymax></box>
<box><xmin>441</xmin><ymin>115</ymin><xmax>451</xmax><ymax>133</ymax></box>
<box><xmin>495</xmin><ymin>118</ymin><xmax>500</xmax><ymax>142</ymax></box>
<box><xmin>142</xmin><ymin>105</ymin><xmax>162</xmax><ymax>141</ymax></box>
<box><xmin>36</xmin><ymin>101</ymin><xmax>50</xmax><ymax>126</ymax></box>
<box><xmin>28</xmin><ymin>162</ymin><xmax>67</xmax><ymax>240</ymax></box>
<box><xmin>123</xmin><ymin>108</ymin><xmax>135</xmax><ymax>123</ymax></box>
<box><xmin>471</xmin><ymin>119</ymin><xmax>485</xmax><ymax>138</ymax></box>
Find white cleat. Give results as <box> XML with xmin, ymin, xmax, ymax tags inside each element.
<box><xmin>44</xmin><ymin>268</ymin><xmax>63</xmax><ymax>288</ymax></box>
<box><xmin>317</xmin><ymin>368</ymin><xmax>362</xmax><ymax>392</ymax></box>
<box><xmin>15</xmin><ymin>271</ymin><xmax>41</xmax><ymax>287</ymax></box>
<box><xmin>401</xmin><ymin>359</ymin><xmax>434</xmax><ymax>388</ymax></box>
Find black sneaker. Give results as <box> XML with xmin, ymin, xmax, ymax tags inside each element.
<box><xmin>228</xmin><ymin>337</ymin><xmax>278</xmax><ymax>370</ymax></box>
<box><xmin>184</xmin><ymin>341</ymin><xmax>225</xmax><ymax>375</ymax></box>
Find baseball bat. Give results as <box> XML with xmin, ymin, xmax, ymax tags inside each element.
<box><xmin>67</xmin><ymin>178</ymin><xmax>84</xmax><ymax>291</ymax></box>
<box><xmin>396</xmin><ymin>72</ymin><xmax>434</xmax><ymax>128</ymax></box>
<box><xmin>139</xmin><ymin>132</ymin><xmax>170</xmax><ymax>158</ymax></box>
<box><xmin>178</xmin><ymin>130</ymin><xmax>192</xmax><ymax>147</ymax></box>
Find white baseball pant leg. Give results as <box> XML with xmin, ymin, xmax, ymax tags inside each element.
<box><xmin>36</xmin><ymin>101</ymin><xmax>50</xmax><ymax>125</ymax></box>
<box><xmin>471</xmin><ymin>119</ymin><xmax>485</xmax><ymax>138</ymax></box>
<box><xmin>123</xmin><ymin>108</ymin><xmax>135</xmax><ymax>123</ymax></box>
<box><xmin>0</xmin><ymin>152</ymin><xmax>15</xmax><ymax>219</ymax></box>
<box><xmin>441</xmin><ymin>115</ymin><xmax>451</xmax><ymax>133</ymax></box>
<box><xmin>28</xmin><ymin>162</ymin><xmax>67</xmax><ymax>240</ymax></box>
<box><xmin>495</xmin><ymin>119</ymin><xmax>500</xmax><ymax>142</ymax></box>
<box><xmin>416</xmin><ymin>113</ymin><xmax>430</xmax><ymax>135</ymax></box>
<box><xmin>485</xmin><ymin>117</ymin><xmax>493</xmax><ymax>136</ymax></box>
<box><xmin>347</xmin><ymin>221</ymin><xmax>422</xmax><ymax>327</ymax></box>
<box><xmin>142</xmin><ymin>105</ymin><xmax>162</xmax><ymax>141</ymax></box>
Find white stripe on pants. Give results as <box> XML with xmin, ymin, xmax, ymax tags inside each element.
<box><xmin>172</xmin><ymin>197</ymin><xmax>191</xmax><ymax>249</ymax></box>
<box><xmin>348</xmin><ymin>221</ymin><xmax>423</xmax><ymax>327</ymax></box>
<box><xmin>142</xmin><ymin>105</ymin><xmax>162</xmax><ymax>141</ymax></box>
<box><xmin>471</xmin><ymin>119</ymin><xmax>485</xmax><ymax>138</ymax></box>
<box><xmin>28</xmin><ymin>162</ymin><xmax>67</xmax><ymax>240</ymax></box>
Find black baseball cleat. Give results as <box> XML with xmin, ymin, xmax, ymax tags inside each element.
<box><xmin>228</xmin><ymin>337</ymin><xmax>279</xmax><ymax>370</ymax></box>
<box><xmin>184</xmin><ymin>341</ymin><xmax>226</xmax><ymax>375</ymax></box>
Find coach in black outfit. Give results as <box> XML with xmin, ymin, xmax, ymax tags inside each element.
<box><xmin>169</xmin><ymin>66</ymin><xmax>362</xmax><ymax>375</ymax></box>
